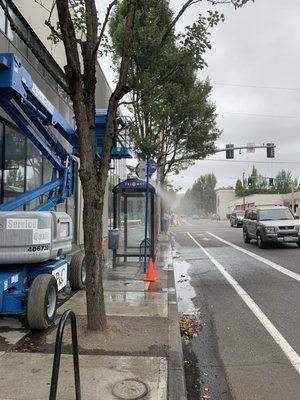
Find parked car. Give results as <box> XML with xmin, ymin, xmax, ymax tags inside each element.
<box><xmin>192</xmin><ymin>214</ymin><xmax>200</xmax><ymax>219</ymax></box>
<box><xmin>230</xmin><ymin>211</ymin><xmax>245</xmax><ymax>227</ymax></box>
<box><xmin>242</xmin><ymin>205</ymin><xmax>300</xmax><ymax>248</ymax></box>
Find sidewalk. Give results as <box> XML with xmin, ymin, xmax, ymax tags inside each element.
<box><xmin>0</xmin><ymin>236</ymin><xmax>186</xmax><ymax>400</ymax></box>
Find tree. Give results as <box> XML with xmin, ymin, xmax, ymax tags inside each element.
<box><xmin>0</xmin><ymin>0</ymin><xmax>253</xmax><ymax>331</ymax></box>
<box><xmin>234</xmin><ymin>166</ymin><xmax>299</xmax><ymax>196</ymax></box>
<box><xmin>110</xmin><ymin>1</ymin><xmax>221</xmax><ymax>185</ymax></box>
<box><xmin>180</xmin><ymin>188</ymin><xmax>197</xmax><ymax>215</ymax></box>
<box><xmin>189</xmin><ymin>173</ymin><xmax>217</xmax><ymax>214</ymax></box>
<box><xmin>248</xmin><ymin>165</ymin><xmax>258</xmax><ymax>192</ymax></box>
<box><xmin>275</xmin><ymin>170</ymin><xmax>294</xmax><ymax>194</ymax></box>
<box><xmin>235</xmin><ymin>179</ymin><xmax>244</xmax><ymax>197</ymax></box>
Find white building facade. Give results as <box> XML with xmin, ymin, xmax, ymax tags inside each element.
<box><xmin>216</xmin><ymin>189</ymin><xmax>300</xmax><ymax>219</ymax></box>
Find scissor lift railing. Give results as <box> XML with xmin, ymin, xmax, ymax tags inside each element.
<box><xmin>0</xmin><ymin>52</ymin><xmax>132</xmax><ymax>212</ymax></box>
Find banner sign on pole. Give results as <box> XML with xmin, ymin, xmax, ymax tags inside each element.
<box><xmin>136</xmin><ymin>159</ymin><xmax>157</xmax><ymax>180</ymax></box>
<box><xmin>148</xmin><ymin>158</ymin><xmax>157</xmax><ymax>177</ymax></box>
<box><xmin>247</xmin><ymin>143</ymin><xmax>255</xmax><ymax>153</ymax></box>
<box><xmin>135</xmin><ymin>161</ymin><xmax>146</xmax><ymax>180</ymax></box>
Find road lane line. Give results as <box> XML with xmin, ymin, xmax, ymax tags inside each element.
<box><xmin>206</xmin><ymin>231</ymin><xmax>300</xmax><ymax>283</ymax></box>
<box><xmin>187</xmin><ymin>232</ymin><xmax>300</xmax><ymax>375</ymax></box>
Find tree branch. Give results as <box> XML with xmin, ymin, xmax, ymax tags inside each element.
<box><xmin>98</xmin><ymin>0</ymin><xmax>137</xmax><ymax>184</ymax></box>
<box><xmin>34</xmin><ymin>0</ymin><xmax>53</xmax><ymax>13</ymax></box>
<box><xmin>85</xmin><ymin>0</ymin><xmax>98</xmax><ymax>56</ymax></box>
<box><xmin>159</xmin><ymin>0</ymin><xmax>202</xmax><ymax>49</ymax></box>
<box><xmin>94</xmin><ymin>0</ymin><xmax>117</xmax><ymax>57</ymax></box>
<box><xmin>45</xmin><ymin>19</ymin><xmax>63</xmax><ymax>41</ymax></box>
<box><xmin>207</xmin><ymin>0</ymin><xmax>253</xmax><ymax>8</ymax></box>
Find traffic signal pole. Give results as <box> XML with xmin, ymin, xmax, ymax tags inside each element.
<box><xmin>291</xmin><ymin>182</ymin><xmax>295</xmax><ymax>214</ymax></box>
<box><xmin>242</xmin><ymin>172</ymin><xmax>246</xmax><ymax>210</ymax></box>
<box><xmin>143</xmin><ymin>157</ymin><xmax>150</xmax><ymax>273</ymax></box>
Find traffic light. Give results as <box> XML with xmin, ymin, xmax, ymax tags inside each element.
<box><xmin>266</xmin><ymin>143</ymin><xmax>275</xmax><ymax>158</ymax></box>
<box><xmin>226</xmin><ymin>144</ymin><xmax>234</xmax><ymax>159</ymax></box>
<box><xmin>248</xmin><ymin>178</ymin><xmax>253</xmax><ymax>188</ymax></box>
<box><xmin>269</xmin><ymin>178</ymin><xmax>274</xmax><ymax>186</ymax></box>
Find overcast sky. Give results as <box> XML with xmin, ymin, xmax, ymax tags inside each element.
<box><xmin>97</xmin><ymin>0</ymin><xmax>300</xmax><ymax>192</ymax></box>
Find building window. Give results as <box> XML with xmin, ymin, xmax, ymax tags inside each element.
<box><xmin>28</xmin><ymin>48</ymin><xmax>45</xmax><ymax>76</ymax></box>
<box><xmin>43</xmin><ymin>155</ymin><xmax>54</xmax><ymax>183</ymax></box>
<box><xmin>7</xmin><ymin>6</ymin><xmax>28</xmax><ymax>57</ymax></box>
<box><xmin>3</xmin><ymin>1</ymin><xmax>70</xmax><ymax>105</ymax></box>
<box><xmin>3</xmin><ymin>125</ymin><xmax>25</xmax><ymax>202</ymax></box>
<box><xmin>26</xmin><ymin>140</ymin><xmax>42</xmax><ymax>191</ymax></box>
<box><xmin>0</xmin><ymin>2</ymin><xmax>5</xmax><ymax>33</ymax></box>
<box><xmin>25</xmin><ymin>140</ymin><xmax>42</xmax><ymax>209</ymax></box>
<box><xmin>0</xmin><ymin>123</ymin><xmax>3</xmax><ymax>202</ymax></box>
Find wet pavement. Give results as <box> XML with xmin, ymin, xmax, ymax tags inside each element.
<box><xmin>0</xmin><ymin>353</ymin><xmax>167</xmax><ymax>399</ymax></box>
<box><xmin>0</xmin><ymin>291</ymin><xmax>70</xmax><ymax>354</ymax></box>
<box><xmin>173</xmin><ymin>218</ymin><xmax>300</xmax><ymax>400</ymax></box>
<box><xmin>58</xmin><ymin>290</ymin><xmax>169</xmax><ymax>317</ymax></box>
<box><xmin>174</xmin><ymin>248</ymin><xmax>232</xmax><ymax>400</ymax></box>
<box><xmin>0</xmin><ymin>237</ymin><xmax>185</xmax><ymax>400</ymax></box>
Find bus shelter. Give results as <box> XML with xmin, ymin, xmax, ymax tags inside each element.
<box><xmin>112</xmin><ymin>178</ymin><xmax>157</xmax><ymax>265</ymax></box>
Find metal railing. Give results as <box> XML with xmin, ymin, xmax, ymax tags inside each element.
<box><xmin>49</xmin><ymin>309</ymin><xmax>81</xmax><ymax>400</ymax></box>
<box><xmin>139</xmin><ymin>238</ymin><xmax>151</xmax><ymax>262</ymax></box>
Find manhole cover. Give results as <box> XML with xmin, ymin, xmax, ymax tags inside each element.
<box><xmin>112</xmin><ymin>379</ymin><xmax>148</xmax><ymax>399</ymax></box>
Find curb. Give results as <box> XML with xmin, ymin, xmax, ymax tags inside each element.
<box><xmin>166</xmin><ymin>247</ymin><xmax>187</xmax><ymax>400</ymax></box>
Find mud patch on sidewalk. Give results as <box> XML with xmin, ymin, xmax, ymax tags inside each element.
<box><xmin>11</xmin><ymin>316</ymin><xmax>169</xmax><ymax>357</ymax></box>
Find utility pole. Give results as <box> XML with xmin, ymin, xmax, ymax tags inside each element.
<box><xmin>242</xmin><ymin>172</ymin><xmax>246</xmax><ymax>210</ymax></box>
<box><xmin>291</xmin><ymin>181</ymin><xmax>295</xmax><ymax>215</ymax></box>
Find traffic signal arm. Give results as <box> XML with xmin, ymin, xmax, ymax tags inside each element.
<box><xmin>216</xmin><ymin>144</ymin><xmax>276</xmax><ymax>160</ymax></box>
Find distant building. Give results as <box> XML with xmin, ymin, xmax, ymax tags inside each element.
<box><xmin>216</xmin><ymin>190</ymin><xmax>300</xmax><ymax>218</ymax></box>
<box><xmin>229</xmin><ymin>194</ymin><xmax>283</xmax><ymax>214</ymax></box>
<box><xmin>215</xmin><ymin>188</ymin><xmax>235</xmax><ymax>219</ymax></box>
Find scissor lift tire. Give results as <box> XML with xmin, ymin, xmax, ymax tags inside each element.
<box><xmin>27</xmin><ymin>274</ymin><xmax>58</xmax><ymax>330</ymax></box>
<box><xmin>70</xmin><ymin>252</ymin><xmax>86</xmax><ymax>290</ymax></box>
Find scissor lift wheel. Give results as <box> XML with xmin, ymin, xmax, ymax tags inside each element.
<box><xmin>27</xmin><ymin>274</ymin><xmax>58</xmax><ymax>330</ymax></box>
<box><xmin>70</xmin><ymin>252</ymin><xmax>86</xmax><ymax>290</ymax></box>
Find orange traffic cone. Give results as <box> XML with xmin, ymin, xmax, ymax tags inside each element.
<box><xmin>144</xmin><ymin>258</ymin><xmax>157</xmax><ymax>282</ymax></box>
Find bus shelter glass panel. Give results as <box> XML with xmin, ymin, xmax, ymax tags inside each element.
<box><xmin>112</xmin><ymin>178</ymin><xmax>156</xmax><ymax>264</ymax></box>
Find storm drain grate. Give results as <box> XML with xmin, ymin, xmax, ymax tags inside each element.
<box><xmin>112</xmin><ymin>379</ymin><xmax>148</xmax><ymax>399</ymax></box>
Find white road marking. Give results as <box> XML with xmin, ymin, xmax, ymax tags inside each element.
<box><xmin>207</xmin><ymin>231</ymin><xmax>300</xmax><ymax>283</ymax></box>
<box><xmin>187</xmin><ymin>232</ymin><xmax>300</xmax><ymax>375</ymax></box>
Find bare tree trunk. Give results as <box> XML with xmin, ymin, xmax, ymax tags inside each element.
<box><xmin>55</xmin><ymin>1</ymin><xmax>108</xmax><ymax>331</ymax></box>
<box><xmin>71</xmin><ymin>91</ymin><xmax>107</xmax><ymax>330</ymax></box>
<box><xmin>82</xmin><ymin>179</ymin><xmax>107</xmax><ymax>330</ymax></box>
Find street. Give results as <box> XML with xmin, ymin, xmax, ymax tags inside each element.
<box><xmin>173</xmin><ymin>218</ymin><xmax>300</xmax><ymax>400</ymax></box>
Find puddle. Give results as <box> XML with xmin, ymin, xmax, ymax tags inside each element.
<box><xmin>174</xmin><ymin>259</ymin><xmax>198</xmax><ymax>315</ymax></box>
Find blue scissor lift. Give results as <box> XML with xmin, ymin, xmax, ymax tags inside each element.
<box><xmin>0</xmin><ymin>53</ymin><xmax>131</xmax><ymax>329</ymax></box>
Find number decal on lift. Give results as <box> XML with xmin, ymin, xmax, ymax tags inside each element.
<box><xmin>27</xmin><ymin>245</ymin><xmax>49</xmax><ymax>252</ymax></box>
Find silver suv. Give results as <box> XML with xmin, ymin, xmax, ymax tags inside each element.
<box><xmin>230</xmin><ymin>211</ymin><xmax>245</xmax><ymax>227</ymax></box>
<box><xmin>243</xmin><ymin>205</ymin><xmax>300</xmax><ymax>248</ymax></box>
